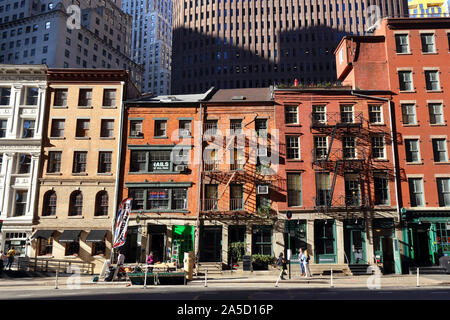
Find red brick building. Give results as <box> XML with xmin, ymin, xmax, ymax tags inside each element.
<box><xmin>336</xmin><ymin>17</ymin><xmax>450</xmax><ymax>272</ymax></box>
<box><xmin>274</xmin><ymin>86</ymin><xmax>401</xmax><ymax>274</ymax></box>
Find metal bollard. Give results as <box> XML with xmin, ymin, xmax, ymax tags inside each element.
<box><xmin>330</xmin><ymin>269</ymin><xmax>334</xmax><ymax>288</ymax></box>
<box><xmin>416</xmin><ymin>268</ymin><xmax>420</xmax><ymax>287</ymax></box>
<box><xmin>144</xmin><ymin>267</ymin><xmax>148</xmax><ymax>289</ymax></box>
<box><xmin>204</xmin><ymin>268</ymin><xmax>208</xmax><ymax>287</ymax></box>
<box><xmin>55</xmin><ymin>269</ymin><xmax>59</xmax><ymax>290</ymax></box>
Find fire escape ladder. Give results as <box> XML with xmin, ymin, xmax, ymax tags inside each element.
<box><xmin>326</xmin><ymin>125</ymin><xmax>337</xmax><ymax>161</ymax></box>
<box><xmin>328</xmin><ymin>160</ymin><xmax>341</xmax><ymax>207</ymax></box>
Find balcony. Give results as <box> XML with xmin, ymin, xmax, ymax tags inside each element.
<box><xmin>202</xmin><ymin>199</ymin><xmax>218</xmax><ymax>211</ymax></box>
<box><xmin>310</xmin><ymin>112</ymin><xmax>363</xmax><ymax>129</ymax></box>
<box><xmin>230</xmin><ymin>198</ymin><xmax>243</xmax><ymax>211</ymax></box>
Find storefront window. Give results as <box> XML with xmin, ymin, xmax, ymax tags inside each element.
<box><xmin>92</xmin><ymin>241</ymin><xmax>106</xmax><ymax>256</ymax></box>
<box><xmin>129</xmin><ymin>188</ymin><xmax>188</xmax><ymax>211</ymax></box>
<box><xmin>65</xmin><ymin>241</ymin><xmax>80</xmax><ymax>256</ymax></box>
<box><xmin>148</xmin><ymin>189</ymin><xmax>170</xmax><ymax>209</ymax></box>
<box><xmin>436</xmin><ymin>222</ymin><xmax>450</xmax><ymax>256</ymax></box>
<box><xmin>315</xmin><ymin>220</ymin><xmax>335</xmax><ymax>255</ymax></box>
<box><xmin>38</xmin><ymin>238</ymin><xmax>53</xmax><ymax>256</ymax></box>
<box><xmin>252</xmin><ymin>226</ymin><xmax>272</xmax><ymax>256</ymax></box>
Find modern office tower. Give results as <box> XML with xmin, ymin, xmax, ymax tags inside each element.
<box><xmin>408</xmin><ymin>0</ymin><xmax>449</xmax><ymax>17</ymax></box>
<box><xmin>171</xmin><ymin>0</ymin><xmax>409</xmax><ymax>94</ymax></box>
<box><xmin>122</xmin><ymin>0</ymin><xmax>173</xmax><ymax>95</ymax></box>
<box><xmin>0</xmin><ymin>64</ymin><xmax>47</xmax><ymax>258</ymax></box>
<box><xmin>0</xmin><ymin>0</ymin><xmax>142</xmax><ymax>89</ymax></box>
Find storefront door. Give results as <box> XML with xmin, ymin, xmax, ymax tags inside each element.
<box><xmin>199</xmin><ymin>226</ymin><xmax>222</xmax><ymax>262</ymax></box>
<box><xmin>314</xmin><ymin>220</ymin><xmax>337</xmax><ymax>264</ymax></box>
<box><xmin>350</xmin><ymin>229</ymin><xmax>366</xmax><ymax>264</ymax></box>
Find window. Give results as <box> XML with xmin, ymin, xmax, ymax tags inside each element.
<box><xmin>429</xmin><ymin>103</ymin><xmax>444</xmax><ymax>125</ymax></box>
<box><xmin>252</xmin><ymin>226</ymin><xmax>272</xmax><ymax>255</ymax></box>
<box><xmin>286</xmin><ymin>136</ymin><xmax>300</xmax><ymax>159</ymax></box>
<box><xmin>100</xmin><ymin>119</ymin><xmax>114</xmax><ymax>138</ymax></box>
<box><xmin>130</xmin><ymin>151</ymin><xmax>146</xmax><ymax>172</ymax></box>
<box><xmin>43</xmin><ymin>191</ymin><xmax>57</xmax><ymax>216</ymax></box>
<box><xmin>229</xmin><ymin>119</ymin><xmax>242</xmax><ymax>134</ymax></box>
<box><xmin>22</xmin><ymin>120</ymin><xmax>35</xmax><ymax>138</ymax></box>
<box><xmin>316</xmin><ymin>172</ymin><xmax>331</xmax><ymax>206</ymax></box>
<box><xmin>374</xmin><ymin>173</ymin><xmax>389</xmax><ymax>205</ymax></box>
<box><xmin>129</xmin><ymin>189</ymin><xmax>145</xmax><ymax>210</ymax></box>
<box><xmin>14</xmin><ymin>190</ymin><xmax>28</xmax><ymax>216</ymax></box>
<box><xmin>73</xmin><ymin>151</ymin><xmax>87</xmax><ymax>173</ymax></box>
<box><xmin>437</xmin><ymin>178</ymin><xmax>450</xmax><ymax>207</ymax></box>
<box><xmin>78</xmin><ymin>89</ymin><xmax>92</xmax><ymax>107</ymax></box>
<box><xmin>102</xmin><ymin>89</ymin><xmax>116</xmax><ymax>107</ymax></box>
<box><xmin>409</xmin><ymin>178</ymin><xmax>425</xmax><ymax>207</ymax></box>
<box><xmin>69</xmin><ymin>191</ymin><xmax>83</xmax><ymax>216</ymax></box>
<box><xmin>47</xmin><ymin>151</ymin><xmax>62</xmax><ymax>173</ymax></box>
<box><xmin>65</xmin><ymin>241</ymin><xmax>80</xmax><ymax>256</ymax></box>
<box><xmin>255</xmin><ymin>119</ymin><xmax>267</xmax><ymax>136</ymax></box>
<box><xmin>154</xmin><ymin>120</ymin><xmax>167</xmax><ymax>137</ymax></box>
<box><xmin>17</xmin><ymin>154</ymin><xmax>31</xmax><ymax>174</ymax></box>
<box><xmin>425</xmin><ymin>70</ymin><xmax>440</xmax><ymax>91</ymax></box>
<box><xmin>432</xmin><ymin>139</ymin><xmax>448</xmax><ymax>162</ymax></box>
<box><xmin>398</xmin><ymin>71</ymin><xmax>413</xmax><ymax>91</ymax></box>
<box><xmin>95</xmin><ymin>191</ymin><xmax>108</xmax><ymax>216</ymax></box>
<box><xmin>395</xmin><ymin>34</ymin><xmax>409</xmax><ymax>53</ymax></box>
<box><xmin>230</xmin><ymin>184</ymin><xmax>243</xmax><ymax>210</ymax></box>
<box><xmin>401</xmin><ymin>104</ymin><xmax>416</xmax><ymax>125</ymax></box>
<box><xmin>24</xmin><ymin>87</ymin><xmax>39</xmax><ymax>105</ymax></box>
<box><xmin>343</xmin><ymin>136</ymin><xmax>356</xmax><ymax>159</ymax></box>
<box><xmin>340</xmin><ymin>105</ymin><xmax>354</xmax><ymax>123</ymax></box>
<box><xmin>179</xmin><ymin>120</ymin><xmax>192</xmax><ymax>137</ymax></box>
<box><xmin>287</xmin><ymin>173</ymin><xmax>302</xmax><ymax>206</ymax></box>
<box><xmin>0</xmin><ymin>120</ymin><xmax>6</xmax><ymax>137</ymax></box>
<box><xmin>405</xmin><ymin>139</ymin><xmax>420</xmax><ymax>163</ymax></box>
<box><xmin>130</xmin><ymin>188</ymin><xmax>188</xmax><ymax>211</ymax></box>
<box><xmin>312</xmin><ymin>105</ymin><xmax>326</xmax><ymax>124</ymax></box>
<box><xmin>172</xmin><ymin>188</ymin><xmax>188</xmax><ymax>210</ymax></box>
<box><xmin>315</xmin><ymin>220</ymin><xmax>335</xmax><ymax>257</ymax></box>
<box><xmin>0</xmin><ymin>87</ymin><xmax>11</xmax><ymax>105</ymax></box>
<box><xmin>130</xmin><ymin>120</ymin><xmax>143</xmax><ymax>137</ymax></box>
<box><xmin>285</xmin><ymin>105</ymin><xmax>298</xmax><ymax>124</ymax></box>
<box><xmin>371</xmin><ymin>136</ymin><xmax>385</xmax><ymax>159</ymax></box>
<box><xmin>369</xmin><ymin>105</ymin><xmax>383</xmax><ymax>124</ymax></box>
<box><xmin>50</xmin><ymin>119</ymin><xmax>65</xmax><ymax>138</ymax></box>
<box><xmin>345</xmin><ymin>174</ymin><xmax>360</xmax><ymax>206</ymax></box>
<box><xmin>98</xmin><ymin>151</ymin><xmax>112</xmax><ymax>173</ymax></box>
<box><xmin>53</xmin><ymin>89</ymin><xmax>67</xmax><ymax>107</ymax></box>
<box><xmin>421</xmin><ymin>33</ymin><xmax>435</xmax><ymax>53</ymax></box>
<box><xmin>204</xmin><ymin>120</ymin><xmax>218</xmax><ymax>135</ymax></box>
<box><xmin>149</xmin><ymin>150</ymin><xmax>171</xmax><ymax>172</ymax></box>
<box><xmin>314</xmin><ymin>136</ymin><xmax>327</xmax><ymax>160</ymax></box>
<box><xmin>76</xmin><ymin>119</ymin><xmax>90</xmax><ymax>138</ymax></box>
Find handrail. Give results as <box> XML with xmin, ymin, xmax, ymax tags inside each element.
<box><xmin>19</xmin><ymin>257</ymin><xmax>95</xmax><ymax>274</ymax></box>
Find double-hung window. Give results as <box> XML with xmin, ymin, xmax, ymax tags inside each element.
<box><xmin>432</xmin><ymin>139</ymin><xmax>448</xmax><ymax>162</ymax></box>
<box><xmin>343</xmin><ymin>136</ymin><xmax>356</xmax><ymax>159</ymax></box>
<box><xmin>405</xmin><ymin>139</ymin><xmax>420</xmax><ymax>163</ymax></box>
<box><xmin>285</xmin><ymin>105</ymin><xmax>298</xmax><ymax>124</ymax></box>
<box><xmin>314</xmin><ymin>136</ymin><xmax>327</xmax><ymax>160</ymax></box>
<box><xmin>369</xmin><ymin>105</ymin><xmax>383</xmax><ymax>124</ymax></box>
<box><xmin>437</xmin><ymin>178</ymin><xmax>450</xmax><ymax>207</ymax></box>
<box><xmin>312</xmin><ymin>105</ymin><xmax>326</xmax><ymax>124</ymax></box>
<box><xmin>401</xmin><ymin>104</ymin><xmax>416</xmax><ymax>125</ymax></box>
<box><xmin>425</xmin><ymin>70</ymin><xmax>440</xmax><ymax>91</ymax></box>
<box><xmin>340</xmin><ymin>105</ymin><xmax>354</xmax><ymax>123</ymax></box>
<box><xmin>287</xmin><ymin>173</ymin><xmax>302</xmax><ymax>207</ymax></box>
<box><xmin>371</xmin><ymin>136</ymin><xmax>385</xmax><ymax>159</ymax></box>
<box><xmin>374</xmin><ymin>173</ymin><xmax>389</xmax><ymax>205</ymax></box>
<box><xmin>409</xmin><ymin>178</ymin><xmax>425</xmax><ymax>207</ymax></box>
<box><xmin>286</xmin><ymin>136</ymin><xmax>300</xmax><ymax>159</ymax></box>
<box><xmin>398</xmin><ymin>71</ymin><xmax>413</xmax><ymax>91</ymax></box>
<box><xmin>421</xmin><ymin>33</ymin><xmax>435</xmax><ymax>53</ymax></box>
<box><xmin>395</xmin><ymin>34</ymin><xmax>409</xmax><ymax>53</ymax></box>
<box><xmin>429</xmin><ymin>103</ymin><xmax>444</xmax><ymax>125</ymax></box>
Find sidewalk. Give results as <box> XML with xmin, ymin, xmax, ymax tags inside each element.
<box><xmin>0</xmin><ymin>270</ymin><xmax>449</xmax><ymax>289</ymax></box>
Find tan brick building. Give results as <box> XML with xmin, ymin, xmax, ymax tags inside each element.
<box><xmin>30</xmin><ymin>69</ymin><xmax>138</xmax><ymax>273</ymax></box>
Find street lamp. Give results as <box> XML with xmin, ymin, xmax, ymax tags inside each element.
<box><xmin>286</xmin><ymin>211</ymin><xmax>292</xmax><ymax>280</ymax></box>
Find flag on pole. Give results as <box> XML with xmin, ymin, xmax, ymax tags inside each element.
<box><xmin>112</xmin><ymin>198</ymin><xmax>132</xmax><ymax>249</ymax></box>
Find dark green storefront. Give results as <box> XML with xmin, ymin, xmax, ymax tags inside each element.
<box><xmin>284</xmin><ymin>220</ymin><xmax>307</xmax><ymax>262</ymax></box>
<box><xmin>401</xmin><ymin>210</ymin><xmax>450</xmax><ymax>271</ymax></box>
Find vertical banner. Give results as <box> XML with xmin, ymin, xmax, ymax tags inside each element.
<box><xmin>112</xmin><ymin>198</ymin><xmax>133</xmax><ymax>249</ymax></box>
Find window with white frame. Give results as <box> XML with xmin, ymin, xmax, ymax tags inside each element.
<box><xmin>14</xmin><ymin>190</ymin><xmax>28</xmax><ymax>216</ymax></box>
<box><xmin>429</xmin><ymin>103</ymin><xmax>444</xmax><ymax>125</ymax></box>
<box><xmin>369</xmin><ymin>105</ymin><xmax>383</xmax><ymax>124</ymax></box>
<box><xmin>340</xmin><ymin>105</ymin><xmax>354</xmax><ymax>123</ymax></box>
<box><xmin>16</xmin><ymin>154</ymin><xmax>31</xmax><ymax>174</ymax></box>
<box><xmin>425</xmin><ymin>70</ymin><xmax>440</xmax><ymax>91</ymax></box>
<box><xmin>312</xmin><ymin>105</ymin><xmax>326</xmax><ymax>124</ymax></box>
<box><xmin>405</xmin><ymin>139</ymin><xmax>420</xmax><ymax>163</ymax></box>
<box><xmin>53</xmin><ymin>89</ymin><xmax>67</xmax><ymax>107</ymax></box>
<box><xmin>102</xmin><ymin>89</ymin><xmax>116</xmax><ymax>107</ymax></box>
<box><xmin>314</xmin><ymin>136</ymin><xmax>328</xmax><ymax>160</ymax></box>
<box><xmin>78</xmin><ymin>89</ymin><xmax>92</xmax><ymax>107</ymax></box>
<box><xmin>374</xmin><ymin>172</ymin><xmax>389</xmax><ymax>205</ymax></box>
<box><xmin>24</xmin><ymin>87</ymin><xmax>39</xmax><ymax>105</ymax></box>
<box><xmin>22</xmin><ymin>119</ymin><xmax>35</xmax><ymax>138</ymax></box>
<box><xmin>398</xmin><ymin>71</ymin><xmax>413</xmax><ymax>91</ymax></box>
<box><xmin>401</xmin><ymin>104</ymin><xmax>416</xmax><ymax>125</ymax></box>
<box><xmin>371</xmin><ymin>136</ymin><xmax>385</xmax><ymax>159</ymax></box>
<box><xmin>0</xmin><ymin>87</ymin><xmax>11</xmax><ymax>105</ymax></box>
<box><xmin>343</xmin><ymin>136</ymin><xmax>357</xmax><ymax>159</ymax></box>
<box><xmin>421</xmin><ymin>33</ymin><xmax>435</xmax><ymax>53</ymax></box>
<box><xmin>285</xmin><ymin>105</ymin><xmax>298</xmax><ymax>124</ymax></box>
<box><xmin>395</xmin><ymin>34</ymin><xmax>409</xmax><ymax>53</ymax></box>
<box><xmin>408</xmin><ymin>178</ymin><xmax>425</xmax><ymax>207</ymax></box>
<box><xmin>129</xmin><ymin>120</ymin><xmax>143</xmax><ymax>137</ymax></box>
<box><xmin>0</xmin><ymin>119</ymin><xmax>7</xmax><ymax>137</ymax></box>
<box><xmin>432</xmin><ymin>139</ymin><xmax>448</xmax><ymax>162</ymax></box>
<box><xmin>287</xmin><ymin>173</ymin><xmax>302</xmax><ymax>207</ymax></box>
<box><xmin>437</xmin><ymin>178</ymin><xmax>450</xmax><ymax>207</ymax></box>
<box><xmin>286</xmin><ymin>136</ymin><xmax>300</xmax><ymax>159</ymax></box>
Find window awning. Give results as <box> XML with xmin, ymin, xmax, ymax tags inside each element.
<box><xmin>85</xmin><ymin>230</ymin><xmax>108</xmax><ymax>243</ymax></box>
<box><xmin>31</xmin><ymin>230</ymin><xmax>55</xmax><ymax>240</ymax></box>
<box><xmin>58</xmin><ymin>230</ymin><xmax>82</xmax><ymax>243</ymax></box>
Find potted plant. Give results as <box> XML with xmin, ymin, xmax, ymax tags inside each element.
<box><xmin>229</xmin><ymin>241</ymin><xmax>245</xmax><ymax>265</ymax></box>
<box><xmin>257</xmin><ymin>206</ymin><xmax>271</xmax><ymax>218</ymax></box>
<box><xmin>251</xmin><ymin>254</ymin><xmax>275</xmax><ymax>270</ymax></box>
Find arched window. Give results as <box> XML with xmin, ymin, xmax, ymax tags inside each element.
<box><xmin>95</xmin><ymin>191</ymin><xmax>108</xmax><ymax>216</ymax></box>
<box><xmin>43</xmin><ymin>191</ymin><xmax>57</xmax><ymax>216</ymax></box>
<box><xmin>69</xmin><ymin>191</ymin><xmax>83</xmax><ymax>216</ymax></box>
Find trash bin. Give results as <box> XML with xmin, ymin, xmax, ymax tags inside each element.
<box><xmin>183</xmin><ymin>251</ymin><xmax>194</xmax><ymax>281</ymax></box>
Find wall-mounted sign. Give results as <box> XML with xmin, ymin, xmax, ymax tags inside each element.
<box><xmin>152</xmin><ymin>161</ymin><xmax>170</xmax><ymax>171</ymax></box>
<box><xmin>148</xmin><ymin>190</ymin><xmax>169</xmax><ymax>199</ymax></box>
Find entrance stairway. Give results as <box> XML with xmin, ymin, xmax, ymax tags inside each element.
<box><xmin>409</xmin><ymin>266</ymin><xmax>449</xmax><ymax>275</ymax></box>
<box><xmin>196</xmin><ymin>262</ymin><xmax>223</xmax><ymax>276</ymax></box>
<box><xmin>348</xmin><ymin>264</ymin><xmax>371</xmax><ymax>275</ymax></box>
<box><xmin>291</xmin><ymin>263</ymin><xmax>352</xmax><ymax>276</ymax></box>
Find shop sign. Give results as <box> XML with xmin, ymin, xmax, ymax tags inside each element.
<box><xmin>152</xmin><ymin>161</ymin><xmax>170</xmax><ymax>171</ymax></box>
<box><xmin>148</xmin><ymin>190</ymin><xmax>169</xmax><ymax>199</ymax></box>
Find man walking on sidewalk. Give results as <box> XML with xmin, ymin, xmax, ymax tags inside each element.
<box><xmin>6</xmin><ymin>247</ymin><xmax>16</xmax><ymax>270</ymax></box>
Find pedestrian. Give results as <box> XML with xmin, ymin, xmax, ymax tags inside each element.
<box><xmin>298</xmin><ymin>248</ymin><xmax>305</xmax><ymax>277</ymax></box>
<box><xmin>6</xmin><ymin>247</ymin><xmax>16</xmax><ymax>270</ymax></box>
<box><xmin>276</xmin><ymin>253</ymin><xmax>286</xmax><ymax>280</ymax></box>
<box><xmin>303</xmin><ymin>249</ymin><xmax>312</xmax><ymax>278</ymax></box>
<box><xmin>146</xmin><ymin>251</ymin><xmax>154</xmax><ymax>272</ymax></box>
<box><xmin>0</xmin><ymin>250</ymin><xmax>6</xmax><ymax>272</ymax></box>
<box><xmin>116</xmin><ymin>251</ymin><xmax>125</xmax><ymax>280</ymax></box>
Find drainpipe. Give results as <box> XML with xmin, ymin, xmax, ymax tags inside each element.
<box><xmin>194</xmin><ymin>102</ymin><xmax>204</xmax><ymax>274</ymax></box>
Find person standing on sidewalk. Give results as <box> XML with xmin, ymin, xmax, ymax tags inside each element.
<box><xmin>6</xmin><ymin>247</ymin><xmax>16</xmax><ymax>270</ymax></box>
<box><xmin>298</xmin><ymin>248</ymin><xmax>305</xmax><ymax>277</ymax></box>
<box><xmin>303</xmin><ymin>249</ymin><xmax>311</xmax><ymax>278</ymax></box>
<box><xmin>0</xmin><ymin>250</ymin><xmax>6</xmax><ymax>272</ymax></box>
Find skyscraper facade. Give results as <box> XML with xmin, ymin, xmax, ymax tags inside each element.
<box><xmin>0</xmin><ymin>0</ymin><xmax>142</xmax><ymax>89</ymax></box>
<box><xmin>171</xmin><ymin>0</ymin><xmax>409</xmax><ymax>94</ymax></box>
<box><xmin>122</xmin><ymin>0</ymin><xmax>173</xmax><ymax>95</ymax></box>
